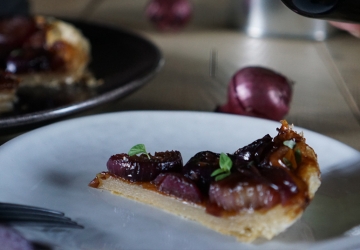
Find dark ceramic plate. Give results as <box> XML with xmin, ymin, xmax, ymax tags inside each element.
<box><xmin>0</xmin><ymin>19</ymin><xmax>163</xmax><ymax>130</ymax></box>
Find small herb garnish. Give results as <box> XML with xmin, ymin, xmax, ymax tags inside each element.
<box><xmin>211</xmin><ymin>153</ymin><xmax>233</xmax><ymax>181</ymax></box>
<box><xmin>283</xmin><ymin>140</ymin><xmax>296</xmax><ymax>149</ymax></box>
<box><xmin>282</xmin><ymin>157</ymin><xmax>292</xmax><ymax>168</ymax></box>
<box><xmin>128</xmin><ymin>144</ymin><xmax>150</xmax><ymax>159</ymax></box>
<box><xmin>295</xmin><ymin>149</ymin><xmax>302</xmax><ymax>164</ymax></box>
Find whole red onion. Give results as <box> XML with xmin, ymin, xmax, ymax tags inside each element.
<box><xmin>145</xmin><ymin>0</ymin><xmax>192</xmax><ymax>31</ymax></box>
<box><xmin>217</xmin><ymin>66</ymin><xmax>293</xmax><ymax>121</ymax></box>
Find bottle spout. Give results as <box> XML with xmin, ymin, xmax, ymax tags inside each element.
<box><xmin>281</xmin><ymin>0</ymin><xmax>338</xmax><ymax>15</ymax></box>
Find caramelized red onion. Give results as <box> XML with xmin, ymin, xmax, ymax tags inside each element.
<box><xmin>6</xmin><ymin>48</ymin><xmax>52</xmax><ymax>73</ymax></box>
<box><xmin>233</xmin><ymin>134</ymin><xmax>274</xmax><ymax>168</ymax></box>
<box><xmin>258</xmin><ymin>167</ymin><xmax>300</xmax><ymax>204</ymax></box>
<box><xmin>153</xmin><ymin>173</ymin><xmax>203</xmax><ymax>203</ymax></box>
<box><xmin>0</xmin><ymin>16</ymin><xmax>36</xmax><ymax>62</ymax></box>
<box><xmin>209</xmin><ymin>172</ymin><xmax>281</xmax><ymax>211</ymax></box>
<box><xmin>182</xmin><ymin>151</ymin><xmax>221</xmax><ymax>194</ymax></box>
<box><xmin>107</xmin><ymin>151</ymin><xmax>183</xmax><ymax>182</ymax></box>
<box><xmin>208</xmin><ymin>166</ymin><xmax>301</xmax><ymax>212</ymax></box>
<box><xmin>0</xmin><ymin>16</ymin><xmax>66</xmax><ymax>73</ymax></box>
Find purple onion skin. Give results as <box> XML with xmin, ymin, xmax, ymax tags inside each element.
<box><xmin>145</xmin><ymin>0</ymin><xmax>192</xmax><ymax>32</ymax></box>
<box><xmin>218</xmin><ymin>66</ymin><xmax>293</xmax><ymax>121</ymax></box>
<box><xmin>107</xmin><ymin>151</ymin><xmax>183</xmax><ymax>182</ymax></box>
<box><xmin>153</xmin><ymin>173</ymin><xmax>203</xmax><ymax>203</ymax></box>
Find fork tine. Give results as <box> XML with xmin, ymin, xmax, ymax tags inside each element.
<box><xmin>0</xmin><ymin>217</ymin><xmax>83</xmax><ymax>228</ymax></box>
<box><xmin>0</xmin><ymin>202</ymin><xmax>64</xmax><ymax>215</ymax></box>
<box><xmin>0</xmin><ymin>208</ymin><xmax>65</xmax><ymax>218</ymax></box>
<box><xmin>0</xmin><ymin>202</ymin><xmax>83</xmax><ymax>228</ymax></box>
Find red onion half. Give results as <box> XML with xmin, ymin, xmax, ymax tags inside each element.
<box><xmin>145</xmin><ymin>0</ymin><xmax>192</xmax><ymax>31</ymax></box>
<box><xmin>217</xmin><ymin>66</ymin><xmax>293</xmax><ymax>121</ymax></box>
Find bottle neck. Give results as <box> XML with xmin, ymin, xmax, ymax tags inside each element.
<box><xmin>281</xmin><ymin>0</ymin><xmax>360</xmax><ymax>23</ymax></box>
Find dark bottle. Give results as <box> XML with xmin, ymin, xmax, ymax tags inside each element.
<box><xmin>281</xmin><ymin>0</ymin><xmax>360</xmax><ymax>23</ymax></box>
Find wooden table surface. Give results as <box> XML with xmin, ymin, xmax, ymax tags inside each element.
<box><xmin>3</xmin><ymin>0</ymin><xmax>360</xmax><ymax>151</ymax></box>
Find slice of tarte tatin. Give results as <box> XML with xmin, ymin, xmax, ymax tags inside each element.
<box><xmin>89</xmin><ymin>120</ymin><xmax>321</xmax><ymax>242</ymax></box>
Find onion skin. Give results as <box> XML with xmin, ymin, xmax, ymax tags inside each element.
<box><xmin>217</xmin><ymin>66</ymin><xmax>293</xmax><ymax>121</ymax></box>
<box><xmin>145</xmin><ymin>0</ymin><xmax>192</xmax><ymax>32</ymax></box>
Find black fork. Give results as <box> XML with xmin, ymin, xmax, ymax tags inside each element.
<box><xmin>0</xmin><ymin>202</ymin><xmax>83</xmax><ymax>228</ymax></box>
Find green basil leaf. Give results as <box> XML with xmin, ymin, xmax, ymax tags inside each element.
<box><xmin>295</xmin><ymin>149</ymin><xmax>302</xmax><ymax>164</ymax></box>
<box><xmin>283</xmin><ymin>140</ymin><xmax>296</xmax><ymax>149</ymax></box>
<box><xmin>128</xmin><ymin>144</ymin><xmax>150</xmax><ymax>159</ymax></box>
<box><xmin>282</xmin><ymin>157</ymin><xmax>292</xmax><ymax>168</ymax></box>
<box><xmin>219</xmin><ymin>153</ymin><xmax>232</xmax><ymax>171</ymax></box>
<box><xmin>215</xmin><ymin>172</ymin><xmax>231</xmax><ymax>181</ymax></box>
<box><xmin>211</xmin><ymin>168</ymin><xmax>225</xmax><ymax>177</ymax></box>
<box><xmin>211</xmin><ymin>153</ymin><xmax>233</xmax><ymax>181</ymax></box>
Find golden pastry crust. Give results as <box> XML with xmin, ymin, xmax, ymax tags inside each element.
<box><xmin>90</xmin><ymin>121</ymin><xmax>321</xmax><ymax>242</ymax></box>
